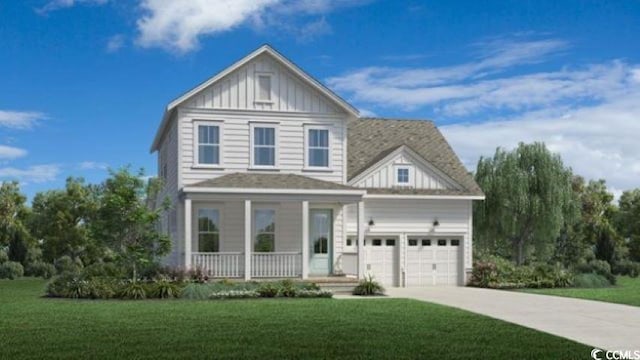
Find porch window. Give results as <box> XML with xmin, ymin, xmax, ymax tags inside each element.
<box><xmin>254</xmin><ymin>209</ymin><xmax>275</xmax><ymax>252</ymax></box>
<box><xmin>252</xmin><ymin>125</ymin><xmax>277</xmax><ymax>167</ymax></box>
<box><xmin>197</xmin><ymin>209</ymin><xmax>220</xmax><ymax>252</ymax></box>
<box><xmin>197</xmin><ymin>124</ymin><xmax>220</xmax><ymax>165</ymax></box>
<box><xmin>307</xmin><ymin>128</ymin><xmax>330</xmax><ymax>168</ymax></box>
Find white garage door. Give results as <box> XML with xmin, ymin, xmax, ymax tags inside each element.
<box><xmin>405</xmin><ymin>237</ymin><xmax>461</xmax><ymax>286</ymax></box>
<box><xmin>364</xmin><ymin>237</ymin><xmax>398</xmax><ymax>287</ymax></box>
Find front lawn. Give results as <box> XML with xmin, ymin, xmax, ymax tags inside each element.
<box><xmin>0</xmin><ymin>279</ymin><xmax>591</xmax><ymax>359</ymax></box>
<box><xmin>522</xmin><ymin>276</ymin><xmax>640</xmax><ymax>307</ymax></box>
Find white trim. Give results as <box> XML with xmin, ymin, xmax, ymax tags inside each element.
<box><xmin>184</xmin><ymin>198</ymin><xmax>192</xmax><ymax>269</ymax></box>
<box><xmin>301</xmin><ymin>201</ymin><xmax>309</xmax><ymax>279</ymax></box>
<box><xmin>364</xmin><ymin>194</ymin><xmax>485</xmax><ymax>200</ymax></box>
<box><xmin>252</xmin><ymin>206</ymin><xmax>278</xmax><ymax>252</ymax></box>
<box><xmin>348</xmin><ymin>145</ymin><xmax>464</xmax><ymax>191</ymax></box>
<box><xmin>394</xmin><ymin>165</ymin><xmax>412</xmax><ymax>186</ymax></box>
<box><xmin>249</xmin><ymin>122</ymin><xmax>279</xmax><ymax>169</ymax></box>
<box><xmin>303</xmin><ymin>124</ymin><xmax>332</xmax><ymax>170</ymax></box>
<box><xmin>192</xmin><ymin>120</ymin><xmax>224</xmax><ymax>167</ymax></box>
<box><xmin>254</xmin><ymin>72</ymin><xmax>274</xmax><ymax>103</ymax></box>
<box><xmin>183</xmin><ymin>187</ymin><xmax>366</xmax><ymax>196</ymax></box>
<box><xmin>192</xmin><ymin>204</ymin><xmax>223</xmax><ymax>252</ymax></box>
<box><xmin>166</xmin><ymin>45</ymin><xmax>358</xmax><ymax>115</ymax></box>
<box><xmin>244</xmin><ymin>200</ymin><xmax>252</xmax><ymax>280</ymax></box>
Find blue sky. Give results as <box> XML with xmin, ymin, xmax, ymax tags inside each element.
<box><xmin>2</xmin><ymin>0</ymin><xmax>640</xmax><ymax>199</ymax></box>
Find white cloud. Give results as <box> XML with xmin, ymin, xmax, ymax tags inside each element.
<box><xmin>0</xmin><ymin>110</ymin><xmax>46</xmax><ymax>129</ymax></box>
<box><xmin>0</xmin><ymin>145</ymin><xmax>27</xmax><ymax>160</ymax></box>
<box><xmin>106</xmin><ymin>34</ymin><xmax>125</xmax><ymax>53</ymax></box>
<box><xmin>0</xmin><ymin>165</ymin><xmax>61</xmax><ymax>184</ymax></box>
<box><xmin>36</xmin><ymin>0</ymin><xmax>108</xmax><ymax>15</ymax></box>
<box><xmin>136</xmin><ymin>0</ymin><xmax>370</xmax><ymax>53</ymax></box>
<box><xmin>329</xmin><ymin>36</ymin><xmax>640</xmax><ymax>191</ymax></box>
<box><xmin>78</xmin><ymin>161</ymin><xmax>109</xmax><ymax>170</ymax></box>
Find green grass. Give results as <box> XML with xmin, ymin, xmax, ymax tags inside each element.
<box><xmin>522</xmin><ymin>276</ymin><xmax>640</xmax><ymax>307</ymax></box>
<box><xmin>0</xmin><ymin>279</ymin><xmax>591</xmax><ymax>359</ymax></box>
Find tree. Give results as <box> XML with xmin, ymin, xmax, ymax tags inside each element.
<box><xmin>30</xmin><ymin>178</ymin><xmax>102</xmax><ymax>264</ymax></box>
<box><xmin>474</xmin><ymin>142</ymin><xmax>577</xmax><ymax>265</ymax></box>
<box><xmin>0</xmin><ymin>182</ymin><xmax>29</xmax><ymax>249</ymax></box>
<box><xmin>617</xmin><ymin>189</ymin><xmax>640</xmax><ymax>261</ymax></box>
<box><xmin>91</xmin><ymin>168</ymin><xmax>170</xmax><ymax>280</ymax></box>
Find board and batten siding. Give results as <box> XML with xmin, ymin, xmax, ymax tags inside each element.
<box><xmin>351</xmin><ymin>151</ymin><xmax>459</xmax><ymax>190</ymax></box>
<box><xmin>156</xmin><ymin>120</ymin><xmax>181</xmax><ymax>267</ymax></box>
<box><xmin>178</xmin><ymin>109</ymin><xmax>346</xmax><ymax>185</ymax></box>
<box><xmin>183</xmin><ymin>54</ymin><xmax>342</xmax><ymax>114</ymax></box>
<box><xmin>345</xmin><ymin>199</ymin><xmax>473</xmax><ymax>270</ymax></box>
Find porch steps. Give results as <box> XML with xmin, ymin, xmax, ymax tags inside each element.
<box><xmin>315</xmin><ymin>281</ymin><xmax>360</xmax><ymax>295</ymax></box>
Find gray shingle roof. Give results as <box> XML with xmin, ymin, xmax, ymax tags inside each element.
<box><xmin>348</xmin><ymin>117</ymin><xmax>483</xmax><ymax>196</ymax></box>
<box><xmin>190</xmin><ymin>173</ymin><xmax>359</xmax><ymax>191</ymax></box>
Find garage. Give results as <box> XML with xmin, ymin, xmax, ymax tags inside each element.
<box><xmin>405</xmin><ymin>237</ymin><xmax>461</xmax><ymax>286</ymax></box>
<box><xmin>364</xmin><ymin>237</ymin><xmax>398</xmax><ymax>287</ymax></box>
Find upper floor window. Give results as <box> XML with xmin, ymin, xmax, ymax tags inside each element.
<box><xmin>254</xmin><ymin>209</ymin><xmax>275</xmax><ymax>252</ymax></box>
<box><xmin>196</xmin><ymin>123</ymin><xmax>220</xmax><ymax>165</ymax></box>
<box><xmin>305</xmin><ymin>126</ymin><xmax>330</xmax><ymax>168</ymax></box>
<box><xmin>251</xmin><ymin>124</ymin><xmax>277</xmax><ymax>167</ymax></box>
<box><xmin>257</xmin><ymin>74</ymin><xmax>272</xmax><ymax>102</ymax></box>
<box><xmin>396</xmin><ymin>166</ymin><xmax>411</xmax><ymax>186</ymax></box>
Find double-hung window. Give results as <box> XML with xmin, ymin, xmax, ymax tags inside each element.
<box><xmin>197</xmin><ymin>209</ymin><xmax>220</xmax><ymax>252</ymax></box>
<box><xmin>306</xmin><ymin>126</ymin><xmax>330</xmax><ymax>168</ymax></box>
<box><xmin>254</xmin><ymin>209</ymin><xmax>275</xmax><ymax>252</ymax></box>
<box><xmin>196</xmin><ymin>123</ymin><xmax>220</xmax><ymax>166</ymax></box>
<box><xmin>252</xmin><ymin>124</ymin><xmax>277</xmax><ymax>167</ymax></box>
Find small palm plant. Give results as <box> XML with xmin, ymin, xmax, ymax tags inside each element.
<box><xmin>353</xmin><ymin>274</ymin><xmax>385</xmax><ymax>296</ymax></box>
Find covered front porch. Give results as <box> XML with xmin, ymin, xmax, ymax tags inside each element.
<box><xmin>181</xmin><ymin>175</ymin><xmax>367</xmax><ymax>280</ymax></box>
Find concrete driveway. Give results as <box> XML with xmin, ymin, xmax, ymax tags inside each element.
<box><xmin>386</xmin><ymin>286</ymin><xmax>640</xmax><ymax>350</ymax></box>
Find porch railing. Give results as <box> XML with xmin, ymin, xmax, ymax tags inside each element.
<box><xmin>192</xmin><ymin>252</ymin><xmax>243</xmax><ymax>278</ymax></box>
<box><xmin>251</xmin><ymin>252</ymin><xmax>301</xmax><ymax>278</ymax></box>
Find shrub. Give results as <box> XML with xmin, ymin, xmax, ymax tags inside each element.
<box><xmin>65</xmin><ymin>278</ymin><xmax>91</xmax><ymax>299</ymax></box>
<box><xmin>150</xmin><ymin>279</ymin><xmax>182</xmax><ymax>299</ymax></box>
<box><xmin>298</xmin><ymin>282</ymin><xmax>320</xmax><ymax>290</ymax></box>
<box><xmin>574</xmin><ymin>260</ymin><xmax>616</xmax><ymax>285</ymax></box>
<box><xmin>257</xmin><ymin>282</ymin><xmax>279</xmax><ymax>298</ymax></box>
<box><xmin>572</xmin><ymin>273</ymin><xmax>611</xmax><ymax>288</ymax></box>
<box><xmin>54</xmin><ymin>256</ymin><xmax>83</xmax><ymax>274</ymax></box>
<box><xmin>83</xmin><ymin>262</ymin><xmax>125</xmax><ymax>279</ymax></box>
<box><xmin>86</xmin><ymin>278</ymin><xmax>119</xmax><ymax>299</ymax></box>
<box><xmin>0</xmin><ymin>261</ymin><xmax>24</xmax><ymax>279</ymax></box>
<box><xmin>612</xmin><ymin>260</ymin><xmax>640</xmax><ymax>278</ymax></box>
<box><xmin>470</xmin><ymin>261</ymin><xmax>498</xmax><ymax>287</ymax></box>
<box><xmin>47</xmin><ymin>273</ymin><xmax>79</xmax><ymax>297</ymax></box>
<box><xmin>209</xmin><ymin>290</ymin><xmax>259</xmax><ymax>299</ymax></box>
<box><xmin>180</xmin><ymin>283</ymin><xmax>212</xmax><ymax>300</ymax></box>
<box><xmin>188</xmin><ymin>266</ymin><xmax>209</xmax><ymax>283</ymax></box>
<box><xmin>25</xmin><ymin>261</ymin><xmax>57</xmax><ymax>279</ymax></box>
<box><xmin>119</xmin><ymin>281</ymin><xmax>147</xmax><ymax>300</ymax></box>
<box><xmin>278</xmin><ymin>279</ymin><xmax>297</xmax><ymax>297</ymax></box>
<box><xmin>353</xmin><ymin>274</ymin><xmax>384</xmax><ymax>296</ymax></box>
<box><xmin>0</xmin><ymin>249</ymin><xmax>8</xmax><ymax>264</ymax></box>
<box><xmin>296</xmin><ymin>289</ymin><xmax>333</xmax><ymax>298</ymax></box>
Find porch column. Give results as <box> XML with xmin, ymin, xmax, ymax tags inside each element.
<box><xmin>357</xmin><ymin>201</ymin><xmax>365</xmax><ymax>279</ymax></box>
<box><xmin>184</xmin><ymin>197</ymin><xmax>192</xmax><ymax>270</ymax></box>
<box><xmin>301</xmin><ymin>200</ymin><xmax>309</xmax><ymax>279</ymax></box>
<box><xmin>244</xmin><ymin>199</ymin><xmax>252</xmax><ymax>281</ymax></box>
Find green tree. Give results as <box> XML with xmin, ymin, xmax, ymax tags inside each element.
<box><xmin>30</xmin><ymin>178</ymin><xmax>102</xmax><ymax>264</ymax></box>
<box><xmin>617</xmin><ymin>189</ymin><xmax>640</xmax><ymax>261</ymax></box>
<box><xmin>474</xmin><ymin>142</ymin><xmax>577</xmax><ymax>265</ymax></box>
<box><xmin>0</xmin><ymin>182</ymin><xmax>29</xmax><ymax>248</ymax></box>
<box><xmin>91</xmin><ymin>168</ymin><xmax>170</xmax><ymax>280</ymax></box>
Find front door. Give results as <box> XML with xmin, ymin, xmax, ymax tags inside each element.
<box><xmin>309</xmin><ymin>209</ymin><xmax>332</xmax><ymax>275</ymax></box>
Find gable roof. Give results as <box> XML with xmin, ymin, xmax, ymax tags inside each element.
<box><xmin>189</xmin><ymin>173</ymin><xmax>359</xmax><ymax>191</ymax></box>
<box><xmin>347</xmin><ymin>117</ymin><xmax>483</xmax><ymax>196</ymax></box>
<box><xmin>150</xmin><ymin>44</ymin><xmax>359</xmax><ymax>152</ymax></box>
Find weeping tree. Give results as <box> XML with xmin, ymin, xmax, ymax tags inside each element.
<box><xmin>474</xmin><ymin>142</ymin><xmax>577</xmax><ymax>265</ymax></box>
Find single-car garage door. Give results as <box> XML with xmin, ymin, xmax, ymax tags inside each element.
<box><xmin>405</xmin><ymin>237</ymin><xmax>461</xmax><ymax>286</ymax></box>
<box><xmin>364</xmin><ymin>237</ymin><xmax>398</xmax><ymax>287</ymax></box>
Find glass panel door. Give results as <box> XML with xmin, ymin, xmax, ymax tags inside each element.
<box><xmin>309</xmin><ymin>209</ymin><xmax>332</xmax><ymax>275</ymax></box>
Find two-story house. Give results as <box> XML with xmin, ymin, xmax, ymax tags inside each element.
<box><xmin>150</xmin><ymin>45</ymin><xmax>484</xmax><ymax>287</ymax></box>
